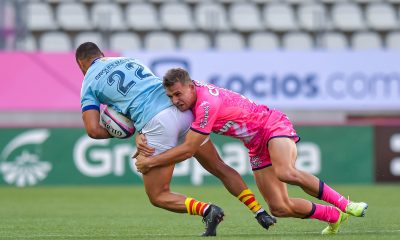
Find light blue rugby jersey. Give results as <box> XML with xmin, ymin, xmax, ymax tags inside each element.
<box><xmin>80</xmin><ymin>57</ymin><xmax>172</xmax><ymax>131</ymax></box>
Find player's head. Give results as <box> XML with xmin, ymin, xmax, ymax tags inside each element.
<box><xmin>75</xmin><ymin>42</ymin><xmax>104</xmax><ymax>75</ymax></box>
<box><xmin>163</xmin><ymin>68</ymin><xmax>196</xmax><ymax>111</ymax></box>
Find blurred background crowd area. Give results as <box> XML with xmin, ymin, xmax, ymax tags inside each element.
<box><xmin>0</xmin><ymin>0</ymin><xmax>399</xmax><ymax>127</ymax></box>
<box><xmin>1</xmin><ymin>0</ymin><xmax>400</xmax><ymax>51</ymax></box>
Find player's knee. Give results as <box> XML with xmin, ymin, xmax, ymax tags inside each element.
<box><xmin>269</xmin><ymin>203</ymin><xmax>292</xmax><ymax>217</ymax></box>
<box><xmin>146</xmin><ymin>187</ymin><xmax>170</xmax><ymax>208</ymax></box>
<box><xmin>147</xmin><ymin>193</ymin><xmax>168</xmax><ymax>208</ymax></box>
<box><xmin>276</xmin><ymin>168</ymin><xmax>301</xmax><ymax>184</ymax></box>
<box><xmin>147</xmin><ymin>194</ymin><xmax>161</xmax><ymax>207</ymax></box>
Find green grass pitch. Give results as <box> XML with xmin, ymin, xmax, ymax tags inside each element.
<box><xmin>1</xmin><ymin>184</ymin><xmax>399</xmax><ymax>239</ymax></box>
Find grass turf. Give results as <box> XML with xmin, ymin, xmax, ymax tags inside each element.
<box><xmin>0</xmin><ymin>184</ymin><xmax>399</xmax><ymax>239</ymax></box>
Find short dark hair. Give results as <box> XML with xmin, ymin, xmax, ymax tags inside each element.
<box><xmin>163</xmin><ymin>68</ymin><xmax>192</xmax><ymax>88</ymax></box>
<box><xmin>75</xmin><ymin>42</ymin><xmax>103</xmax><ymax>62</ymax></box>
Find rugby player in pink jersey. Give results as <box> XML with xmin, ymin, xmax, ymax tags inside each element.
<box><xmin>135</xmin><ymin>68</ymin><xmax>368</xmax><ymax>235</ymax></box>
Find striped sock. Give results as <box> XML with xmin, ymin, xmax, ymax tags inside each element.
<box><xmin>237</xmin><ymin>189</ymin><xmax>264</xmax><ymax>215</ymax></box>
<box><xmin>185</xmin><ymin>197</ymin><xmax>210</xmax><ymax>216</ymax></box>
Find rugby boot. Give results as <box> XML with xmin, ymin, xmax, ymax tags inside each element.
<box><xmin>201</xmin><ymin>204</ymin><xmax>225</xmax><ymax>237</ymax></box>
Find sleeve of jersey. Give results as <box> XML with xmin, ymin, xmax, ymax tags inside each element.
<box><xmin>190</xmin><ymin>97</ymin><xmax>221</xmax><ymax>135</ymax></box>
<box><xmin>81</xmin><ymin>85</ymin><xmax>100</xmax><ymax>112</ymax></box>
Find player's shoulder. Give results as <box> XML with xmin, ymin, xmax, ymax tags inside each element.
<box><xmin>193</xmin><ymin>80</ymin><xmax>221</xmax><ymax>98</ymax></box>
<box><xmin>194</xmin><ymin>85</ymin><xmax>221</xmax><ymax>112</ymax></box>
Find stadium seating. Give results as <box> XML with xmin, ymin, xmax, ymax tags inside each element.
<box><xmin>3</xmin><ymin>0</ymin><xmax>400</xmax><ymax>51</ymax></box>
<box><xmin>109</xmin><ymin>32</ymin><xmax>141</xmax><ymax>51</ymax></box>
<box><xmin>365</xmin><ymin>3</ymin><xmax>398</xmax><ymax>31</ymax></box>
<box><xmin>160</xmin><ymin>3</ymin><xmax>194</xmax><ymax>31</ymax></box>
<box><xmin>56</xmin><ymin>2</ymin><xmax>92</xmax><ymax>31</ymax></box>
<box><xmin>126</xmin><ymin>3</ymin><xmax>160</xmax><ymax>31</ymax></box>
<box><xmin>40</xmin><ymin>32</ymin><xmax>72</xmax><ymax>52</ymax></box>
<box><xmin>215</xmin><ymin>32</ymin><xmax>245</xmax><ymax>50</ymax></box>
<box><xmin>351</xmin><ymin>32</ymin><xmax>382</xmax><ymax>49</ymax></box>
<box><xmin>229</xmin><ymin>3</ymin><xmax>263</xmax><ymax>32</ymax></box>
<box><xmin>75</xmin><ymin>32</ymin><xmax>104</xmax><ymax>49</ymax></box>
<box><xmin>195</xmin><ymin>3</ymin><xmax>230</xmax><ymax>31</ymax></box>
<box><xmin>319</xmin><ymin>32</ymin><xmax>348</xmax><ymax>50</ymax></box>
<box><xmin>282</xmin><ymin>32</ymin><xmax>313</xmax><ymax>50</ymax></box>
<box><xmin>248</xmin><ymin>32</ymin><xmax>280</xmax><ymax>50</ymax></box>
<box><xmin>179</xmin><ymin>32</ymin><xmax>211</xmax><ymax>50</ymax></box>
<box><xmin>331</xmin><ymin>2</ymin><xmax>366</xmax><ymax>32</ymax></box>
<box><xmin>16</xmin><ymin>35</ymin><xmax>37</xmax><ymax>52</ymax></box>
<box><xmin>263</xmin><ymin>3</ymin><xmax>298</xmax><ymax>32</ymax></box>
<box><xmin>91</xmin><ymin>2</ymin><xmax>127</xmax><ymax>31</ymax></box>
<box><xmin>144</xmin><ymin>32</ymin><xmax>176</xmax><ymax>50</ymax></box>
<box><xmin>386</xmin><ymin>31</ymin><xmax>400</xmax><ymax>49</ymax></box>
<box><xmin>26</xmin><ymin>2</ymin><xmax>58</xmax><ymax>31</ymax></box>
<box><xmin>297</xmin><ymin>3</ymin><xmax>329</xmax><ymax>31</ymax></box>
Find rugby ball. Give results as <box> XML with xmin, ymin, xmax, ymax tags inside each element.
<box><xmin>100</xmin><ymin>106</ymin><xmax>135</xmax><ymax>138</ymax></box>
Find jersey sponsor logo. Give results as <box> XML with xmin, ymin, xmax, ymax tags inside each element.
<box><xmin>194</xmin><ymin>81</ymin><xmax>219</xmax><ymax>96</ymax></box>
<box><xmin>199</xmin><ymin>101</ymin><xmax>210</xmax><ymax>128</ymax></box>
<box><xmin>216</xmin><ymin>120</ymin><xmax>235</xmax><ymax>135</ymax></box>
<box><xmin>95</xmin><ymin>58</ymin><xmax>130</xmax><ymax>80</ymax></box>
<box><xmin>250</xmin><ymin>156</ymin><xmax>262</xmax><ymax>168</ymax></box>
<box><xmin>215</xmin><ymin>121</ymin><xmax>253</xmax><ymax>144</ymax></box>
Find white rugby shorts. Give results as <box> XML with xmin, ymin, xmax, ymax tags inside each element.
<box><xmin>140</xmin><ymin>106</ymin><xmax>193</xmax><ymax>155</ymax></box>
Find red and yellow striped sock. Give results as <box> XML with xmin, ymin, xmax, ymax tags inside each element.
<box><xmin>237</xmin><ymin>189</ymin><xmax>263</xmax><ymax>214</ymax></box>
<box><xmin>185</xmin><ymin>197</ymin><xmax>209</xmax><ymax>216</ymax></box>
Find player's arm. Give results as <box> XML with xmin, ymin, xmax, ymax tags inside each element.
<box><xmin>134</xmin><ymin>133</ymin><xmax>155</xmax><ymax>157</ymax></box>
<box><xmin>82</xmin><ymin>109</ymin><xmax>112</xmax><ymax>139</ymax></box>
<box><xmin>135</xmin><ymin>130</ymin><xmax>208</xmax><ymax>173</ymax></box>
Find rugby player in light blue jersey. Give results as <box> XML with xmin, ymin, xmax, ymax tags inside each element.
<box><xmin>75</xmin><ymin>42</ymin><xmax>275</xmax><ymax>236</ymax></box>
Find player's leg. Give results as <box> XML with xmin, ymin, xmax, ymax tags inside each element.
<box><xmin>253</xmin><ymin>165</ymin><xmax>347</xmax><ymax>234</ymax></box>
<box><xmin>193</xmin><ymin>140</ymin><xmax>275</xmax><ymax>230</ymax></box>
<box><xmin>140</xmin><ymin>106</ymin><xmax>224</xmax><ymax>236</ymax></box>
<box><xmin>268</xmin><ymin>137</ymin><xmax>367</xmax><ymax>217</ymax></box>
<box><xmin>268</xmin><ymin>137</ymin><xmax>320</xmax><ymax>195</ymax></box>
<box><xmin>194</xmin><ymin>139</ymin><xmax>246</xmax><ymax>196</ymax></box>
<box><xmin>253</xmin><ymin>166</ymin><xmax>314</xmax><ymax>218</ymax></box>
<box><xmin>142</xmin><ymin>163</ymin><xmax>186</xmax><ymax>212</ymax></box>
<box><xmin>141</xmin><ymin>162</ymin><xmax>224</xmax><ymax>236</ymax></box>
<box><xmin>267</xmin><ymin>137</ymin><xmax>348</xmax><ymax>234</ymax></box>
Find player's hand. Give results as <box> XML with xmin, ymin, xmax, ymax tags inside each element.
<box><xmin>135</xmin><ymin>154</ymin><xmax>152</xmax><ymax>174</ymax></box>
<box><xmin>135</xmin><ymin>133</ymin><xmax>155</xmax><ymax>157</ymax></box>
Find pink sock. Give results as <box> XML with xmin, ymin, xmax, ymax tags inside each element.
<box><xmin>308</xmin><ymin>203</ymin><xmax>340</xmax><ymax>223</ymax></box>
<box><xmin>319</xmin><ymin>181</ymin><xmax>349</xmax><ymax>212</ymax></box>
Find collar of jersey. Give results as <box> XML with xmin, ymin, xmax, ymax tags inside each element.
<box><xmin>90</xmin><ymin>57</ymin><xmax>101</xmax><ymax>66</ymax></box>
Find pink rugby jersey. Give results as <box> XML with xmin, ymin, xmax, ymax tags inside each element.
<box><xmin>190</xmin><ymin>81</ymin><xmax>271</xmax><ymax>145</ymax></box>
